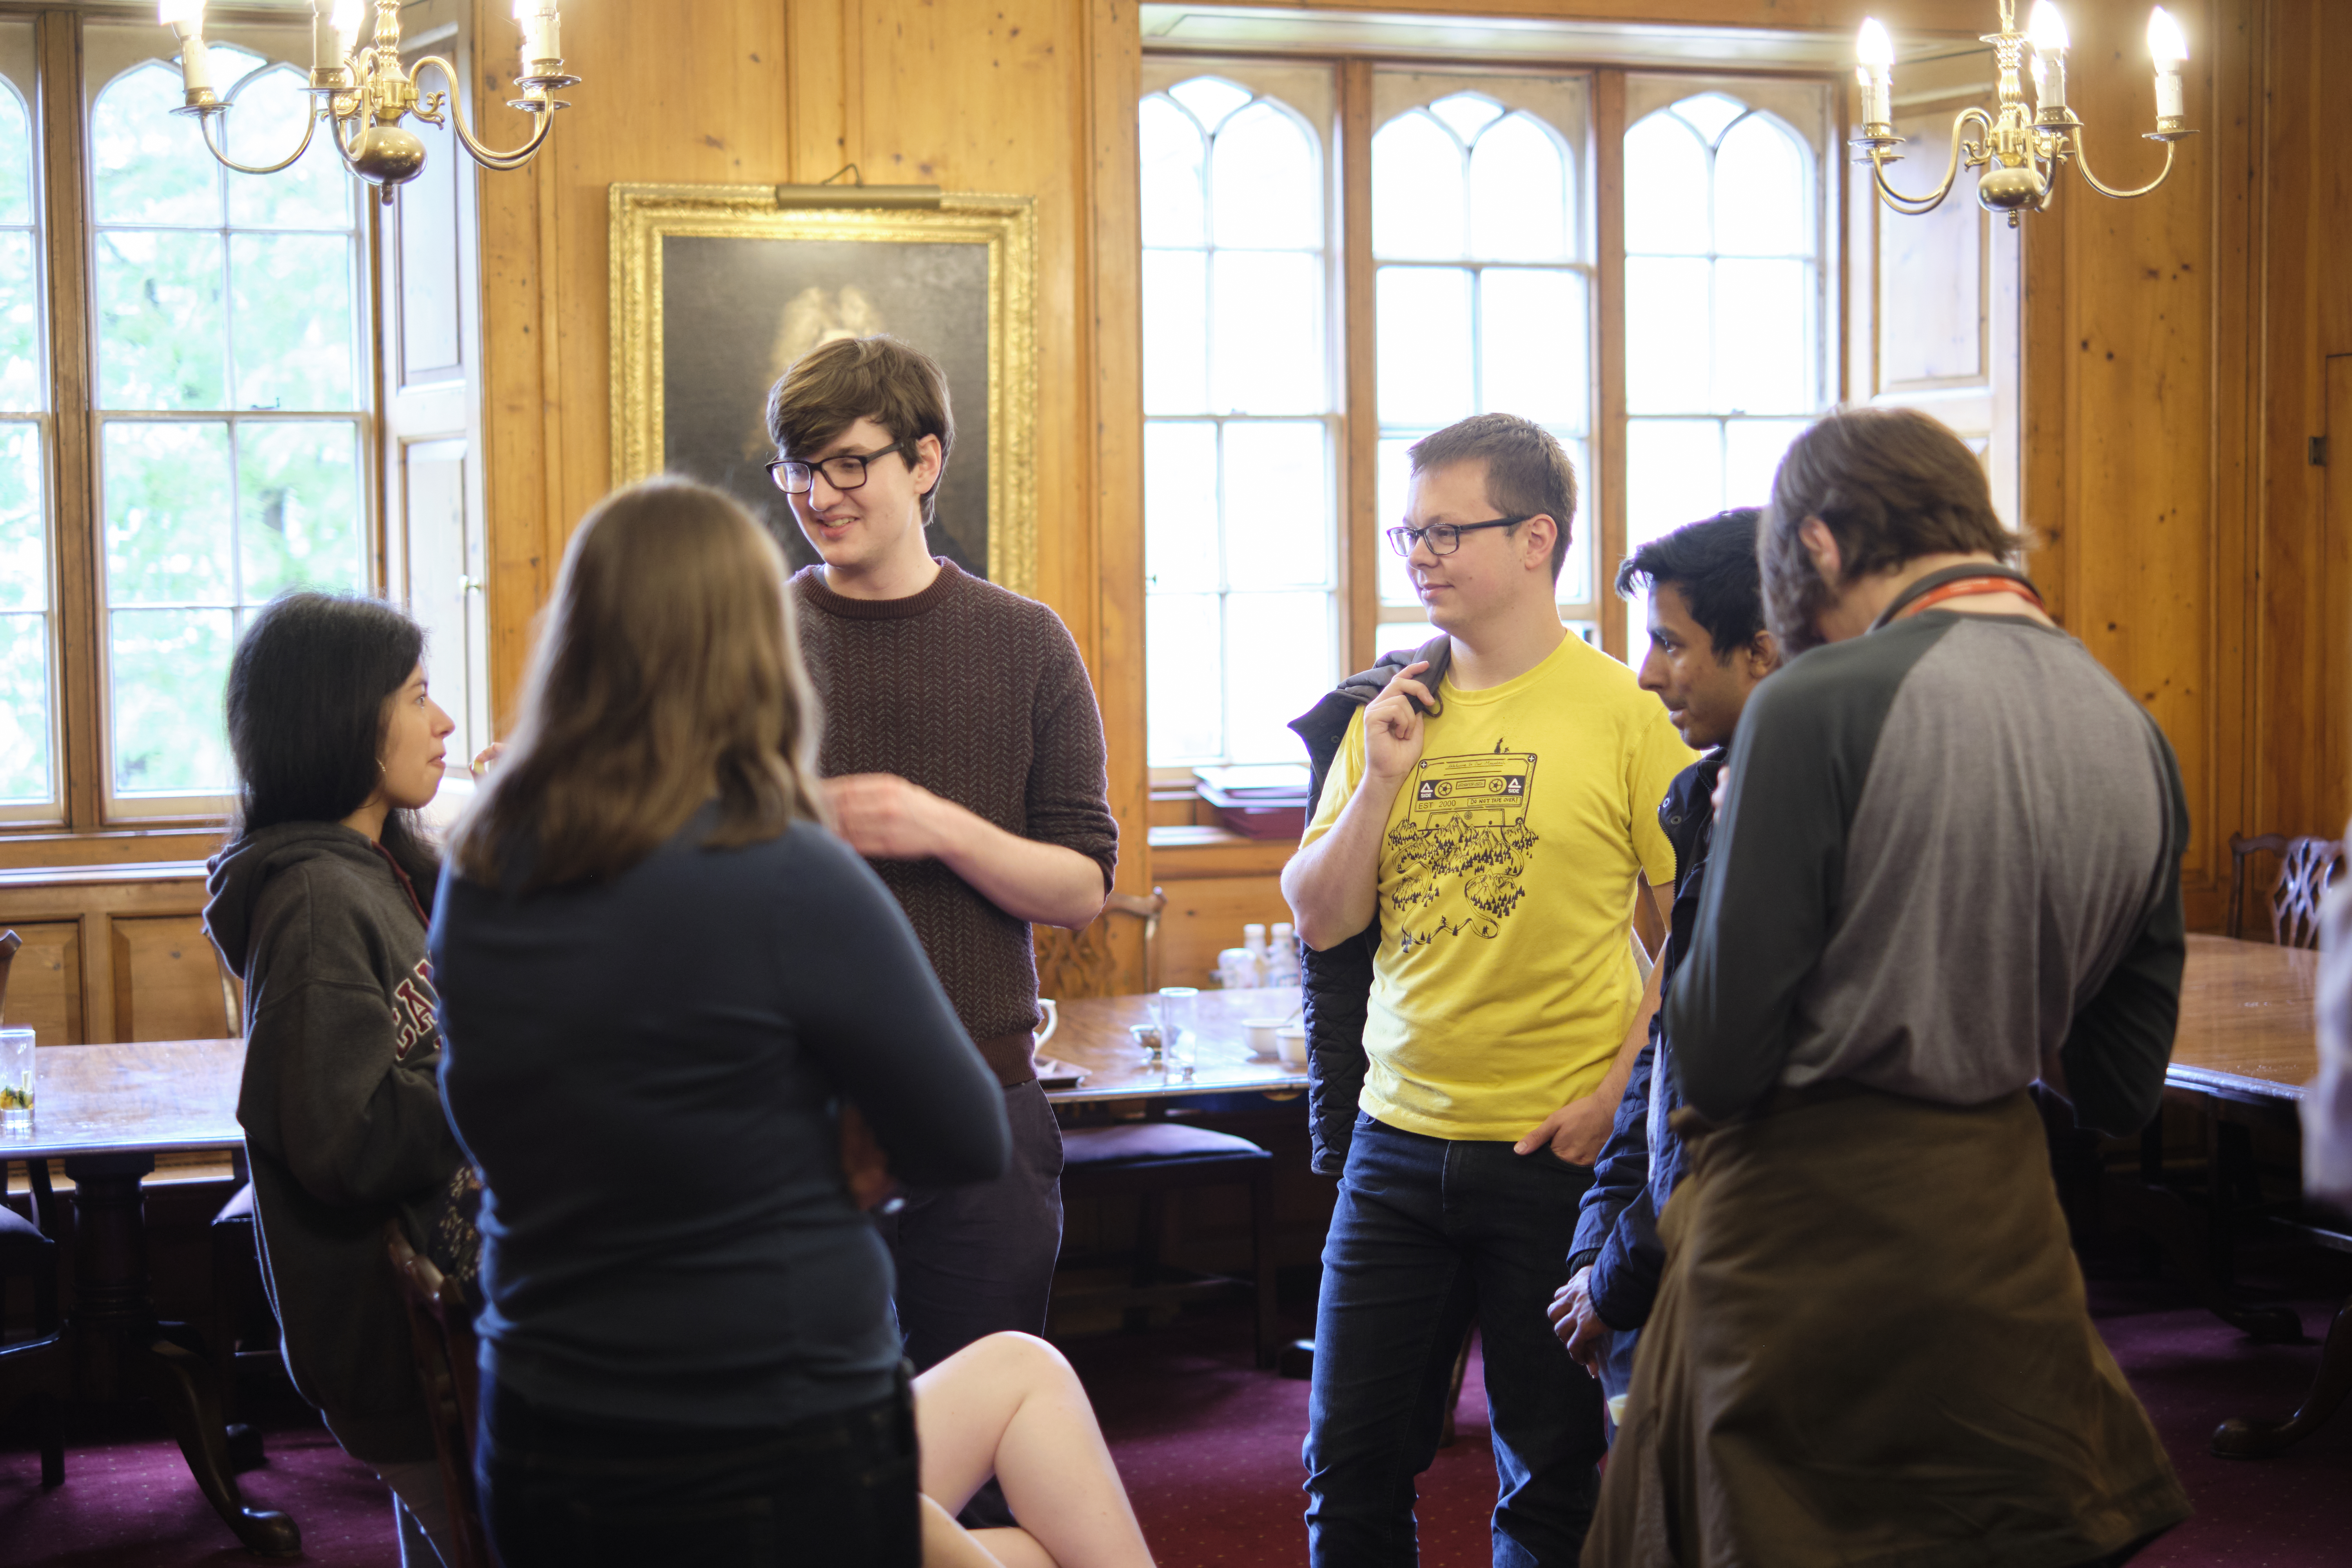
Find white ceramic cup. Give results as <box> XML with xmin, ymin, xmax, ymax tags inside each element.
<box><xmin>1243</xmin><ymin>1018</ymin><xmax>1286</xmax><ymax>1058</ymax></box>
<box><xmin>1275</xmin><ymin>1025</ymin><xmax>1308</xmax><ymax>1068</ymax></box>
<box><xmin>1035</xmin><ymin>998</ymin><xmax>1058</xmax><ymax>1050</ymax></box>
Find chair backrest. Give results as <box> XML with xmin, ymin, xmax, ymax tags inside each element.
<box><xmin>385</xmin><ymin>1223</ymin><xmax>488</xmax><ymax>1568</ymax></box>
<box><xmin>212</xmin><ymin>944</ymin><xmax>245</xmax><ymax>1038</ymax></box>
<box><xmin>0</xmin><ymin>929</ymin><xmax>20</xmax><ymax>1025</ymax></box>
<box><xmin>2227</xmin><ymin>833</ymin><xmax>2346</xmax><ymax>949</ymax></box>
<box><xmin>1035</xmin><ymin>887</ymin><xmax>1166</xmax><ymax>1000</ymax></box>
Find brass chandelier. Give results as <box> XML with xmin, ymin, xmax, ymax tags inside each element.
<box><xmin>1853</xmin><ymin>2</ymin><xmax>2194</xmax><ymax>225</ymax></box>
<box><xmin>157</xmin><ymin>0</ymin><xmax>581</xmax><ymax>202</ymax></box>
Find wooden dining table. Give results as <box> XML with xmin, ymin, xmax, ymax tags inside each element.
<box><xmin>0</xmin><ymin>1038</ymin><xmax>297</xmax><ymax>1558</ymax></box>
<box><xmin>2145</xmin><ymin>933</ymin><xmax>2345</xmax><ymax>1458</ymax></box>
<box><xmin>1038</xmin><ymin>985</ymin><xmax>1307</xmax><ymax>1103</ymax></box>
<box><xmin>1</xmin><ymin>940</ymin><xmax>2330</xmax><ymax>1548</ymax></box>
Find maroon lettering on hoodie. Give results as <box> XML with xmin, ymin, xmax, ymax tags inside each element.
<box><xmin>391</xmin><ymin>957</ymin><xmax>438</xmax><ymax>1061</ymax></box>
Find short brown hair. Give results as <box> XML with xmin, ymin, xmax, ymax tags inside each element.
<box><xmin>451</xmin><ymin>478</ymin><xmax>827</xmax><ymax>891</ymax></box>
<box><xmin>765</xmin><ymin>335</ymin><xmax>955</xmax><ymax>526</ymax></box>
<box><xmin>1407</xmin><ymin>414</ymin><xmax>1579</xmax><ymax>584</ymax></box>
<box><xmin>1762</xmin><ymin>407</ymin><xmax>2026</xmax><ymax>651</ymax></box>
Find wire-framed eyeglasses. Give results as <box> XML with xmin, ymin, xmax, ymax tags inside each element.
<box><xmin>1385</xmin><ymin>515</ymin><xmax>1534</xmax><ymax>557</ymax></box>
<box><xmin>766</xmin><ymin>440</ymin><xmax>915</xmax><ymax>496</ymax></box>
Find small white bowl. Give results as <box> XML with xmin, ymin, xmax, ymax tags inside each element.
<box><xmin>1274</xmin><ymin>1026</ymin><xmax>1308</xmax><ymax>1068</ymax></box>
<box><xmin>1243</xmin><ymin>1018</ymin><xmax>1287</xmax><ymax>1058</ymax></box>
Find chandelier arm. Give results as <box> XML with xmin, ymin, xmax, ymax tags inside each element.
<box><xmin>329</xmin><ymin>108</ymin><xmax>374</xmax><ymax>177</ymax></box>
<box><xmin>409</xmin><ymin>56</ymin><xmax>557</xmax><ymax>171</ymax></box>
<box><xmin>1867</xmin><ymin>107</ymin><xmax>1993</xmax><ymax>215</ymax></box>
<box><xmin>2066</xmin><ymin>129</ymin><xmax>2177</xmax><ymax>201</ymax></box>
<box><xmin>196</xmin><ymin>102</ymin><xmax>321</xmax><ymax>177</ymax></box>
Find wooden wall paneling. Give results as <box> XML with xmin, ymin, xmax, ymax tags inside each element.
<box><xmin>2035</xmin><ymin>0</ymin><xmax>2236</xmax><ymax>929</ymax></box>
<box><xmin>0</xmin><ymin>864</ymin><xmax>213</xmax><ymax>1041</ymax></box>
<box><xmin>1152</xmin><ymin>833</ymin><xmax>1295</xmax><ymax>990</ymax></box>
<box><xmin>472</xmin><ymin>0</ymin><xmax>795</xmax><ymax>730</ymax></box>
<box><xmin>2247</xmin><ymin>0</ymin><xmax>2313</xmax><ymax>848</ymax></box>
<box><xmin>852</xmin><ymin>0</ymin><xmax>1090</xmax><ymax>644</ymax></box>
<box><xmin>1592</xmin><ymin>70</ymin><xmax>1627</xmax><ymax>661</ymax></box>
<box><xmin>1160</xmin><ymin>874</ymin><xmax>1301</xmax><ymax>991</ymax></box>
<box><xmin>472</xmin><ymin>0</ymin><xmax>1153</xmax><ymax>990</ymax></box>
<box><xmin>1089</xmin><ymin>0</ymin><xmax>1151</xmax><ymax>993</ymax></box>
<box><xmin>1340</xmin><ymin>59</ymin><xmax>1377</xmax><ymax>674</ymax></box>
<box><xmin>0</xmin><ymin>919</ymin><xmax>80</xmax><ymax>1045</ymax></box>
<box><xmin>2325</xmin><ymin>352</ymin><xmax>2352</xmax><ymax>837</ymax></box>
<box><xmin>785</xmin><ymin>0</ymin><xmax>850</xmax><ymax>182</ymax></box>
<box><xmin>109</xmin><ymin>915</ymin><xmax>231</xmax><ymax>1044</ymax></box>
<box><xmin>2249</xmin><ymin>0</ymin><xmax>2352</xmax><ymax>845</ymax></box>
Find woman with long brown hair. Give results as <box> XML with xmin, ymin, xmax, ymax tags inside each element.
<box><xmin>430</xmin><ymin>477</ymin><xmax>1008</xmax><ymax>1564</ymax></box>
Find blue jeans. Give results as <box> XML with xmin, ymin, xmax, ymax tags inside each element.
<box><xmin>1305</xmin><ymin>1113</ymin><xmax>1604</xmax><ymax>1568</ymax></box>
<box><xmin>476</xmin><ymin>1373</ymin><xmax>920</xmax><ymax>1567</ymax></box>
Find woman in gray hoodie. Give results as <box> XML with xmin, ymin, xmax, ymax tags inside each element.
<box><xmin>202</xmin><ymin>592</ymin><xmax>465</xmax><ymax>1568</ymax></box>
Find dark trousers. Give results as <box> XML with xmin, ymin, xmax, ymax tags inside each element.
<box><xmin>877</xmin><ymin>1075</ymin><xmax>1063</xmax><ymax>1530</ymax></box>
<box><xmin>878</xmin><ymin>1076</ymin><xmax>1065</xmax><ymax>1371</ymax></box>
<box><xmin>475</xmin><ymin>1374</ymin><xmax>919</xmax><ymax>1568</ymax></box>
<box><xmin>1306</xmin><ymin>1113</ymin><xmax>1605</xmax><ymax>1568</ymax></box>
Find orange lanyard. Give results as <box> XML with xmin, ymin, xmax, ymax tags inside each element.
<box><xmin>1895</xmin><ymin>575</ymin><xmax>2046</xmax><ymax>621</ymax></box>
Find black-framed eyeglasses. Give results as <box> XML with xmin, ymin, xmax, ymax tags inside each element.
<box><xmin>1385</xmin><ymin>515</ymin><xmax>1534</xmax><ymax>557</ymax></box>
<box><xmin>766</xmin><ymin>440</ymin><xmax>915</xmax><ymax>496</ymax></box>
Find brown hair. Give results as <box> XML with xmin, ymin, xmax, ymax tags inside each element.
<box><xmin>1407</xmin><ymin>414</ymin><xmax>1579</xmax><ymax>584</ymax></box>
<box><xmin>764</xmin><ymin>335</ymin><xmax>955</xmax><ymax>526</ymax></box>
<box><xmin>1762</xmin><ymin>405</ymin><xmax>2026</xmax><ymax>652</ymax></box>
<box><xmin>450</xmin><ymin>478</ymin><xmax>826</xmax><ymax>890</ymax></box>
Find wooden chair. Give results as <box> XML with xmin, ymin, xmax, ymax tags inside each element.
<box><xmin>1035</xmin><ymin>888</ymin><xmax>1165</xmax><ymax>1001</ymax></box>
<box><xmin>1</xmin><ymin>929</ymin><xmax>68</xmax><ymax>1486</ymax></box>
<box><xmin>204</xmin><ymin>945</ymin><xmax>273</xmax><ymax>1436</ymax></box>
<box><xmin>1056</xmin><ymin>1121</ymin><xmax>1280</xmax><ymax>1368</ymax></box>
<box><xmin>1</xmin><ymin>1156</ymin><xmax>67</xmax><ymax>1487</ymax></box>
<box><xmin>2227</xmin><ymin>833</ymin><xmax>2345</xmax><ymax>949</ymax></box>
<box><xmin>386</xmin><ymin>1223</ymin><xmax>490</xmax><ymax>1568</ymax></box>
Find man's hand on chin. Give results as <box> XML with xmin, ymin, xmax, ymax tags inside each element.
<box><xmin>1513</xmin><ymin>1094</ymin><xmax>1611</xmax><ymax>1165</ymax></box>
<box><xmin>826</xmin><ymin>773</ymin><xmax>955</xmax><ymax>860</ymax></box>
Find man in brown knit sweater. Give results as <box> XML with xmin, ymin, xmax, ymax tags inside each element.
<box><xmin>764</xmin><ymin>336</ymin><xmax>1117</xmax><ymax>1417</ymax></box>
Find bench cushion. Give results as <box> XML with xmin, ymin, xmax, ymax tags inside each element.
<box><xmin>0</xmin><ymin>1201</ymin><xmax>47</xmax><ymax>1245</ymax></box>
<box><xmin>1062</xmin><ymin>1123</ymin><xmax>1271</xmax><ymax>1171</ymax></box>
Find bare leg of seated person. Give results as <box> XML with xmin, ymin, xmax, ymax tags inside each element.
<box><xmin>913</xmin><ymin>1332</ymin><xmax>1155</xmax><ymax>1568</ymax></box>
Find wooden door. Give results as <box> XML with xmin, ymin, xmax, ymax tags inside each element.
<box><xmin>1844</xmin><ymin>57</ymin><xmax>2022</xmax><ymax>530</ymax></box>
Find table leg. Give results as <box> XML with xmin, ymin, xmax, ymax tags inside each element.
<box><xmin>62</xmin><ymin>1153</ymin><xmax>301</xmax><ymax>1559</ymax></box>
<box><xmin>2210</xmin><ymin>1292</ymin><xmax>2352</xmax><ymax>1459</ymax></box>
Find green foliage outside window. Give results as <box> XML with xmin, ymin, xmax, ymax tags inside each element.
<box><xmin>89</xmin><ymin>50</ymin><xmax>366</xmax><ymax>799</ymax></box>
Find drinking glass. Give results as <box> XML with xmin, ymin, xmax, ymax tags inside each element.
<box><xmin>0</xmin><ymin>1028</ymin><xmax>33</xmax><ymax>1133</ymax></box>
<box><xmin>1156</xmin><ymin>987</ymin><xmax>1199</xmax><ymax>1081</ymax></box>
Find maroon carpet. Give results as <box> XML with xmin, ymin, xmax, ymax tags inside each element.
<box><xmin>3</xmin><ymin>1268</ymin><xmax>2346</xmax><ymax>1566</ymax></box>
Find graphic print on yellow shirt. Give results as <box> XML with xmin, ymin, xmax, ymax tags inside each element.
<box><xmin>1392</xmin><ymin>748</ymin><xmax>1539</xmax><ymax>944</ymax></box>
<box><xmin>1303</xmin><ymin>635</ymin><xmax>1696</xmax><ymax>1142</ymax></box>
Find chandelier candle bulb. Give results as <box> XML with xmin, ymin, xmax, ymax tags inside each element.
<box><xmin>2028</xmin><ymin>2</ymin><xmax>2070</xmax><ymax>114</ymax></box>
<box><xmin>1855</xmin><ymin>17</ymin><xmax>1895</xmax><ymax>128</ymax></box>
<box><xmin>2148</xmin><ymin>7</ymin><xmax>2189</xmax><ymax>123</ymax></box>
<box><xmin>515</xmin><ymin>0</ymin><xmax>562</xmax><ymax>67</ymax></box>
<box><xmin>327</xmin><ymin>0</ymin><xmax>363</xmax><ymax>60</ymax></box>
<box><xmin>159</xmin><ymin>0</ymin><xmax>213</xmax><ymax>99</ymax></box>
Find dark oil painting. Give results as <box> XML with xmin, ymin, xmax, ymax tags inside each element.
<box><xmin>659</xmin><ymin>234</ymin><xmax>994</xmax><ymax>579</ymax></box>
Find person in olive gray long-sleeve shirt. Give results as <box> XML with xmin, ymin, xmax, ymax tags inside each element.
<box><xmin>1586</xmin><ymin>407</ymin><xmax>2191</xmax><ymax>1568</ymax></box>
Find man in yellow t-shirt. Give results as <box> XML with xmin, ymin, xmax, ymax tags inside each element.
<box><xmin>1283</xmin><ymin>414</ymin><xmax>1694</xmax><ymax>1567</ymax></box>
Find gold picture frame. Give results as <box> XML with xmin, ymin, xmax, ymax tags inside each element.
<box><xmin>610</xmin><ymin>184</ymin><xmax>1038</xmax><ymax>596</ymax></box>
